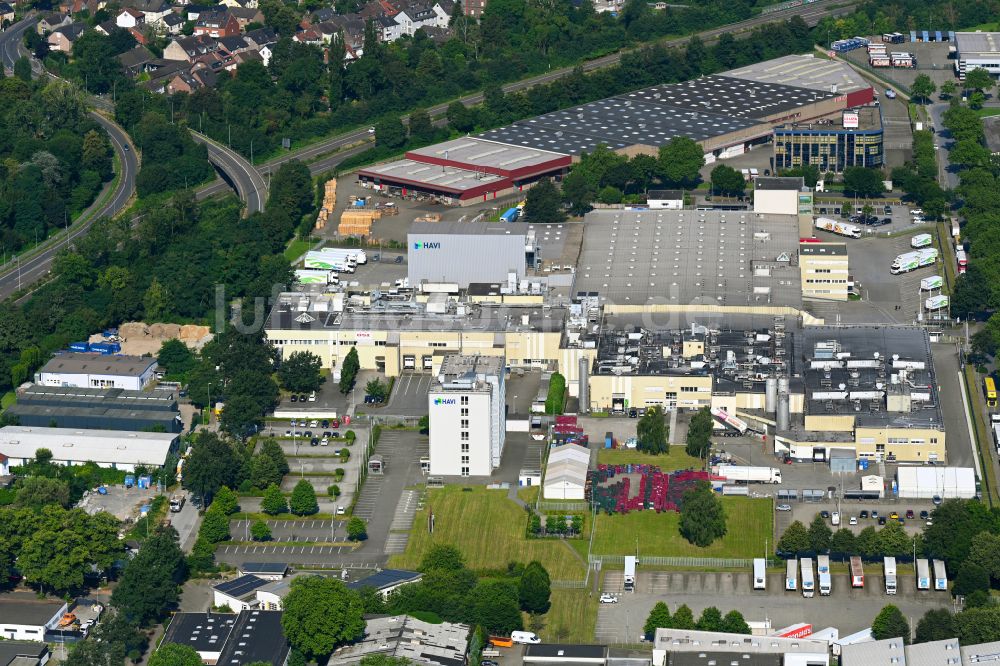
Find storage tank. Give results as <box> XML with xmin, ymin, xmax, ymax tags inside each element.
<box><xmin>578</xmin><ymin>357</ymin><xmax>590</xmax><ymax>414</ymax></box>
<box><xmin>777</xmin><ymin>376</ymin><xmax>790</xmax><ymax>395</ymax></box>
<box><xmin>765</xmin><ymin>377</ymin><xmax>778</xmax><ymax>414</ymax></box>
<box><xmin>777</xmin><ymin>391</ymin><xmax>790</xmax><ymax>431</ymax></box>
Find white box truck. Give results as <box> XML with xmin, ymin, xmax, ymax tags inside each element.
<box><xmin>317</xmin><ymin>247</ymin><xmax>367</xmax><ymax>264</ymax></box>
<box><xmin>711</xmin><ymin>465</ymin><xmax>782</xmax><ymax>484</ymax></box>
<box><xmin>801</xmin><ymin>557</ymin><xmax>815</xmax><ymax>598</ymax></box>
<box><xmin>911</xmin><ymin>233</ymin><xmax>933</xmax><ymax>248</ymax></box>
<box><xmin>917</xmin><ymin>558</ymin><xmax>931</xmax><ymax>590</ymax></box>
<box><xmin>817</xmin><ymin>555</ymin><xmax>831</xmax><ymax>596</ymax></box>
<box><xmin>850</xmin><ymin>556</ymin><xmax>864</xmax><ymax>588</ymax></box>
<box><xmin>815</xmin><ymin>218</ymin><xmax>862</xmax><ymax>239</ymax></box>
<box><xmin>786</xmin><ymin>559</ymin><xmax>798</xmax><ymax>591</ymax></box>
<box><xmin>753</xmin><ymin>558</ymin><xmax>766</xmax><ymax>590</ymax></box>
<box><xmin>890</xmin><ymin>248</ymin><xmax>938</xmax><ymax>274</ymax></box>
<box><xmin>933</xmin><ymin>559</ymin><xmax>947</xmax><ymax>591</ymax></box>
<box><xmin>624</xmin><ymin>556</ymin><xmax>637</xmax><ymax>592</ymax></box>
<box><xmin>294</xmin><ymin>269</ymin><xmax>337</xmax><ymax>285</ymax></box>
<box><xmin>884</xmin><ymin>557</ymin><xmax>897</xmax><ymax>595</ymax></box>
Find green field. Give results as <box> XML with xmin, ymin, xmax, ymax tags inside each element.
<box><xmin>284</xmin><ymin>238</ymin><xmax>314</xmax><ymax>262</ymax></box>
<box><xmin>535</xmin><ymin>589</ymin><xmax>598</xmax><ymax>644</ymax></box>
<box><xmin>588</xmin><ymin>497</ymin><xmax>772</xmax><ymax>559</ymax></box>
<box><xmin>388</xmin><ymin>486</ymin><xmax>587</xmax><ymax>580</ymax></box>
<box><xmin>975</xmin><ymin>108</ymin><xmax>1000</xmax><ymax>118</ymax></box>
<box><xmin>596</xmin><ymin>448</ymin><xmax>702</xmax><ymax>470</ymax></box>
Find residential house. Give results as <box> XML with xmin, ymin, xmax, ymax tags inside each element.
<box><xmin>217</xmin><ymin>34</ymin><xmax>248</xmax><ymax>54</ymax></box>
<box><xmin>94</xmin><ymin>19</ymin><xmax>118</xmax><ymax>35</ymax></box>
<box><xmin>128</xmin><ymin>25</ymin><xmax>149</xmax><ymax>43</ymax></box>
<box><xmin>243</xmin><ymin>25</ymin><xmax>275</xmax><ymax>49</ymax></box>
<box><xmin>46</xmin><ymin>22</ymin><xmax>85</xmax><ymax>52</ymax></box>
<box><xmin>125</xmin><ymin>0</ymin><xmax>173</xmax><ymax>24</ymax></box>
<box><xmin>194</xmin><ymin>8</ymin><xmax>239</xmax><ymax>37</ymax></box>
<box><xmin>310</xmin><ymin>7</ymin><xmax>336</xmax><ymax>22</ymax></box>
<box><xmin>141</xmin><ymin>58</ymin><xmax>190</xmax><ymax>91</ymax></box>
<box><xmin>463</xmin><ymin>0</ymin><xmax>486</xmax><ymax>17</ymax></box>
<box><xmin>0</xmin><ymin>2</ymin><xmax>15</xmax><ymax>26</ymax></box>
<box><xmin>115</xmin><ymin>7</ymin><xmax>145</xmax><ymax>28</ymax></box>
<box><xmin>37</xmin><ymin>12</ymin><xmax>72</xmax><ymax>34</ymax></box>
<box><xmin>327</xmin><ymin>14</ymin><xmax>365</xmax><ymax>52</ymax></box>
<box><xmin>165</xmin><ymin>68</ymin><xmax>216</xmax><ymax>94</ymax></box>
<box><xmin>218</xmin><ymin>0</ymin><xmax>256</xmax><ymax>9</ymax></box>
<box><xmin>164</xmin><ymin>33</ymin><xmax>219</xmax><ymax>61</ymax></box>
<box><xmin>391</xmin><ymin>0</ymin><xmax>450</xmax><ymax>37</ymax></box>
<box><xmin>293</xmin><ymin>27</ymin><xmax>322</xmax><ymax>45</ymax></box>
<box><xmin>117</xmin><ymin>44</ymin><xmax>155</xmax><ymax>75</ymax></box>
<box><xmin>0</xmin><ymin>453</ymin><xmax>8</xmax><ymax>477</ymax></box>
<box><xmin>226</xmin><ymin>6</ymin><xmax>263</xmax><ymax>27</ymax></box>
<box><xmin>375</xmin><ymin>14</ymin><xmax>401</xmax><ymax>42</ymax></box>
<box><xmin>159</xmin><ymin>12</ymin><xmax>185</xmax><ymax>34</ymax></box>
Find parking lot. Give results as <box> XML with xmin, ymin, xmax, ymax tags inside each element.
<box><xmin>384</xmin><ymin>372</ymin><xmax>433</xmax><ymax>416</ymax></box>
<box><xmin>228</xmin><ymin>518</ymin><xmax>347</xmax><ymax>542</ymax></box>
<box><xmin>596</xmin><ymin>570</ymin><xmax>956</xmax><ymax>641</ymax></box>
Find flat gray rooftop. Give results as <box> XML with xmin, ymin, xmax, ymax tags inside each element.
<box><xmin>573</xmin><ymin>209</ymin><xmax>802</xmax><ymax>308</ymax></box>
<box><xmin>410</xmin><ymin>220</ymin><xmax>527</xmax><ymax>236</ymax></box>
<box><xmin>955</xmin><ymin>31</ymin><xmax>1000</xmax><ymax>57</ymax></box>
<box><xmin>406</xmin><ymin>137</ymin><xmax>567</xmax><ymax>171</ymax></box>
<box><xmin>358</xmin><ymin>159</ymin><xmax>504</xmax><ymax>194</ymax></box>
<box><xmin>40</xmin><ymin>352</ymin><xmax>156</xmax><ymax>377</ymax></box>
<box><xmin>776</xmin><ymin>105</ymin><xmax>882</xmax><ymax>132</ymax></box>
<box><xmin>726</xmin><ymin>54</ymin><xmax>870</xmax><ymax>94</ymax></box>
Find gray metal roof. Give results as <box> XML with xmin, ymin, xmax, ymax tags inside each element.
<box><xmin>906</xmin><ymin>638</ymin><xmax>962</xmax><ymax>666</ymax></box>
<box><xmin>754</xmin><ymin>176</ymin><xmax>805</xmax><ymax>191</ymax></box>
<box><xmin>726</xmin><ymin>54</ymin><xmax>870</xmax><ymax>94</ymax></box>
<box><xmin>956</xmin><ymin>31</ymin><xmax>1000</xmax><ymax>58</ymax></box>
<box><xmin>39</xmin><ymin>352</ymin><xmax>157</xmax><ymax>378</ymax></box>
<box><xmin>573</xmin><ymin>209</ymin><xmax>802</xmax><ymax>307</ymax></box>
<box><xmin>407</xmin><ymin>137</ymin><xmax>568</xmax><ymax>170</ymax></box>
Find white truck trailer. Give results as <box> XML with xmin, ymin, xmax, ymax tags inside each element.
<box><xmin>891</xmin><ymin>248</ymin><xmax>938</xmax><ymax>275</ymax></box>
<box><xmin>917</xmin><ymin>558</ymin><xmax>931</xmax><ymax>590</ymax></box>
<box><xmin>317</xmin><ymin>247</ymin><xmax>368</xmax><ymax>264</ymax></box>
<box><xmin>911</xmin><ymin>233</ymin><xmax>933</xmax><ymax>248</ymax></box>
<box><xmin>785</xmin><ymin>559</ymin><xmax>798</xmax><ymax>591</ymax></box>
<box><xmin>711</xmin><ymin>465</ymin><xmax>782</xmax><ymax>484</ymax></box>
<box><xmin>817</xmin><ymin>555</ymin><xmax>831</xmax><ymax>596</ymax></box>
<box><xmin>294</xmin><ymin>269</ymin><xmax>337</xmax><ymax>285</ymax></box>
<box><xmin>801</xmin><ymin>557</ymin><xmax>815</xmax><ymax>598</ymax></box>
<box><xmin>850</xmin><ymin>556</ymin><xmax>864</xmax><ymax>588</ymax></box>
<box><xmin>884</xmin><ymin>557</ymin><xmax>897</xmax><ymax>595</ymax></box>
<box><xmin>815</xmin><ymin>218</ymin><xmax>862</xmax><ymax>239</ymax></box>
<box><xmin>933</xmin><ymin>559</ymin><xmax>947</xmax><ymax>591</ymax></box>
<box><xmin>753</xmin><ymin>558</ymin><xmax>766</xmax><ymax>590</ymax></box>
<box><xmin>624</xmin><ymin>556</ymin><xmax>636</xmax><ymax>592</ymax></box>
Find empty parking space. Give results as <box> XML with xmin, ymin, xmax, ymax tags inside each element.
<box><xmin>384</xmin><ymin>373</ymin><xmax>433</xmax><ymax>416</ymax></box>
<box><xmin>230</xmin><ymin>519</ymin><xmax>346</xmax><ymax>542</ymax></box>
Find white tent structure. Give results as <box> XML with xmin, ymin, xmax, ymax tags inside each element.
<box><xmin>543</xmin><ymin>444</ymin><xmax>590</xmax><ymax>500</ymax></box>
<box><xmin>896</xmin><ymin>466</ymin><xmax>976</xmax><ymax>499</ymax></box>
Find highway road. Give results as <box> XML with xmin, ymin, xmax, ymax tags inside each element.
<box><xmin>0</xmin><ymin>16</ymin><xmax>140</xmax><ymax>302</ymax></box>
<box><xmin>190</xmin><ymin>131</ymin><xmax>267</xmax><ymax>215</ymax></box>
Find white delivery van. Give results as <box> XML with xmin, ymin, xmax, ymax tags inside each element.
<box><xmin>511</xmin><ymin>632</ymin><xmax>541</xmax><ymax>644</ymax></box>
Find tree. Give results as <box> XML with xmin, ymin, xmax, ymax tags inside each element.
<box><xmin>671</xmin><ymin>604</ymin><xmax>696</xmax><ymax>630</ymax></box>
<box><xmin>375</xmin><ymin>117</ymin><xmax>408</xmax><ymax>150</ymax></box>
<box><xmin>830</xmin><ymin>528</ymin><xmax>858</xmax><ymax>555</ymax></box>
<box><xmin>679</xmin><ymin>481</ymin><xmax>726</xmax><ymax>547</ymax></box>
<box><xmin>685</xmin><ymin>407</ymin><xmax>713</xmax><ymax>459</ymax></box>
<box><xmin>446</xmin><ymin>101</ymin><xmax>476</xmax><ymax>133</ymax></box>
<box><xmin>148</xmin><ymin>644</ymin><xmax>204</xmax><ymax>666</ymax></box>
<box><xmin>777</xmin><ymin>521</ymin><xmax>810</xmax><ymax>555</ymax></box>
<box><xmin>911</xmin><ymin>74</ymin><xmax>937</xmax><ymax>103</ymax></box>
<box><xmin>720</xmin><ymin>610</ymin><xmax>751</xmax><ymax>635</ymax></box>
<box><xmin>519</xmin><ymin>561</ymin><xmax>551</xmax><ymax>614</ymax></box>
<box><xmin>339</xmin><ymin>347</ymin><xmax>360</xmax><ymax>394</ymax></box>
<box><xmin>562</xmin><ymin>169</ymin><xmax>595</xmax><ymax>216</ymax></box>
<box><xmin>644</xmin><ymin>602</ymin><xmax>672</xmax><ymax>639</ymax></box>
<box><xmin>14</xmin><ymin>56</ymin><xmax>31</xmax><ymax>82</ymax></box>
<box><xmin>420</xmin><ymin>544</ymin><xmax>465</xmax><ymax>571</ymax></box>
<box><xmin>347</xmin><ymin>516</ymin><xmax>367</xmax><ymax>541</ymax></box>
<box><xmin>199</xmin><ymin>509</ymin><xmax>230</xmax><ymax>543</ymax></box>
<box><xmin>842</xmin><ymin>167</ymin><xmax>885</xmax><ymax>197</ymax></box>
<box><xmin>408</xmin><ymin>109</ymin><xmax>435</xmax><ymax>143</ymax></box>
<box><xmin>469</xmin><ymin>579</ymin><xmax>523</xmax><ymax>634</ymax></box>
<box><xmin>365</xmin><ymin>378</ymin><xmax>389</xmax><ymax>403</ymax></box>
<box><xmin>250</xmin><ymin>520</ymin><xmax>271</xmax><ymax>541</ymax></box>
<box><xmin>261</xmin><ymin>483</ymin><xmax>288</xmax><ymax>515</ymax></box>
<box><xmin>696</xmin><ymin>607</ymin><xmax>723</xmax><ymax>631</ymax></box>
<box><xmin>15</xmin><ymin>476</ymin><xmax>71</xmax><ymax>509</ymax></box>
<box><xmin>281</xmin><ymin>577</ymin><xmax>365</xmax><ymax>659</ymax></box>
<box><xmin>939</xmin><ymin>80</ymin><xmax>957</xmax><ymax>99</ymax></box>
<box><xmin>212</xmin><ymin>486</ymin><xmax>239</xmax><ymax>515</ymax></box>
<box><xmin>111</xmin><ymin>526</ymin><xmax>186</xmax><ymax>626</ymax></box>
<box><xmin>872</xmin><ymin>605</ymin><xmax>910</xmax><ymax>643</ymax></box>
<box><xmin>544</xmin><ymin>372</ymin><xmax>566</xmax><ymax>414</ymax></box>
<box><xmin>876</xmin><ymin>521</ymin><xmax>912</xmax><ymax>557</ymax></box>
<box><xmin>710</xmin><ymin>165</ymin><xmax>745</xmax><ymax>196</ymax></box>
<box><xmin>157</xmin><ymin>339</ymin><xmax>196</xmax><ymax>378</ymax></box>
<box><xmin>807</xmin><ymin>514</ymin><xmax>832</xmax><ymax>553</ymax></box>
<box><xmin>636</xmin><ymin>406</ymin><xmax>668</xmax><ymax>454</ymax></box>
<box><xmin>954</xmin><ymin>561</ymin><xmax>991</xmax><ymax>598</ymax></box>
<box><xmin>915</xmin><ymin>608</ymin><xmax>956</xmax><ymax>644</ymax></box>
<box><xmin>964</xmin><ymin>67</ymin><xmax>995</xmax><ymax>93</ymax></box>
<box><xmin>658</xmin><ymin>137</ymin><xmax>704</xmax><ymax>188</ymax></box>
<box><xmin>968</xmin><ymin>532</ymin><xmax>1000</xmax><ymax>583</ymax></box>
<box><xmin>289</xmin><ymin>479</ymin><xmax>319</xmax><ymax>516</ymax></box>
<box><xmin>279</xmin><ymin>351</ymin><xmax>324</xmax><ymax>393</ymax></box>
<box><xmin>524</xmin><ymin>179</ymin><xmax>566</xmax><ymax>224</ymax></box>
<box><xmin>923</xmin><ymin>500</ymin><xmax>995</xmax><ymax>569</ymax></box>
<box><xmin>182</xmin><ymin>432</ymin><xmax>241</xmax><ymax>504</ymax></box>
<box><xmin>597</xmin><ymin>186</ymin><xmax>623</xmax><ymax>204</ymax></box>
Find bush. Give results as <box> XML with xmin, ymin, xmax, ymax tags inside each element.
<box><xmin>544</xmin><ymin>373</ymin><xmax>566</xmax><ymax>415</ymax></box>
<box><xmin>250</xmin><ymin>520</ymin><xmax>271</xmax><ymax>541</ymax></box>
<box><xmin>347</xmin><ymin>516</ymin><xmax>367</xmax><ymax>541</ymax></box>
<box><xmin>339</xmin><ymin>448</ymin><xmax>350</xmax><ymax>462</ymax></box>
<box><xmin>289</xmin><ymin>479</ymin><xmax>319</xmax><ymax>516</ymax></box>
<box><xmin>327</xmin><ymin>484</ymin><xmax>341</xmax><ymax>497</ymax></box>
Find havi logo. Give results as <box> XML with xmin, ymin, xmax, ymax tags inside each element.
<box><xmin>433</xmin><ymin>397</ymin><xmax>456</xmax><ymax>405</ymax></box>
<box><xmin>413</xmin><ymin>241</ymin><xmax>441</xmax><ymax>250</ymax></box>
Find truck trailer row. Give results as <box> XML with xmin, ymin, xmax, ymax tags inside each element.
<box><xmin>770</xmin><ymin>557</ymin><xmax>947</xmax><ymax>595</ymax></box>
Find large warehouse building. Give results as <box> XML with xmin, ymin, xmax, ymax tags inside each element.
<box><xmin>954</xmin><ymin>31</ymin><xmax>1000</xmax><ymax>79</ymax></box>
<box><xmin>408</xmin><ymin>221</ymin><xmax>530</xmax><ymax>287</ymax></box>
<box><xmin>355</xmin><ymin>55</ymin><xmax>878</xmax><ymax>204</ymax></box>
<box><xmin>0</xmin><ymin>426</ymin><xmax>180</xmax><ymax>470</ymax></box>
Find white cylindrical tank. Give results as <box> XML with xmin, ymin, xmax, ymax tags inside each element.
<box><xmin>578</xmin><ymin>357</ymin><xmax>590</xmax><ymax>414</ymax></box>
<box><xmin>777</xmin><ymin>391</ymin><xmax>790</xmax><ymax>431</ymax></box>
<box><xmin>765</xmin><ymin>377</ymin><xmax>778</xmax><ymax>414</ymax></box>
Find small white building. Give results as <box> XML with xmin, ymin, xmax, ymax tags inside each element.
<box><xmin>212</xmin><ymin>575</ymin><xmax>270</xmax><ymax>611</ymax></box>
<box><xmin>0</xmin><ymin>426</ymin><xmax>179</xmax><ymax>471</ymax></box>
<box><xmin>36</xmin><ymin>352</ymin><xmax>158</xmax><ymax>391</ymax></box>
<box><xmin>652</xmin><ymin>628</ymin><xmax>830</xmax><ymax>666</ymax></box>
<box><xmin>896</xmin><ymin>466</ymin><xmax>976</xmax><ymax>499</ymax></box>
<box><xmin>0</xmin><ymin>593</ymin><xmax>67</xmax><ymax>642</ymax></box>
<box><xmin>646</xmin><ymin>189</ymin><xmax>684</xmax><ymax>209</ymax></box>
<box><xmin>543</xmin><ymin>444</ymin><xmax>590</xmax><ymax>500</ymax></box>
<box><xmin>428</xmin><ymin>355</ymin><xmax>506</xmax><ymax>477</ymax></box>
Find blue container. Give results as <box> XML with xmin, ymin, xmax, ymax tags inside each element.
<box><xmin>137</xmin><ymin>475</ymin><xmax>151</xmax><ymax>489</ymax></box>
<box><xmin>124</xmin><ymin>475</ymin><xmax>135</xmax><ymax>488</ymax></box>
<box><xmin>69</xmin><ymin>342</ymin><xmax>89</xmax><ymax>352</ymax></box>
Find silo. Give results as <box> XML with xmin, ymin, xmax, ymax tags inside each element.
<box><xmin>777</xmin><ymin>391</ymin><xmax>790</xmax><ymax>431</ymax></box>
<box><xmin>765</xmin><ymin>377</ymin><xmax>778</xmax><ymax>414</ymax></box>
<box><xmin>578</xmin><ymin>357</ymin><xmax>590</xmax><ymax>414</ymax></box>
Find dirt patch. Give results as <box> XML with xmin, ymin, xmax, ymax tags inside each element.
<box><xmin>90</xmin><ymin>322</ymin><xmax>213</xmax><ymax>357</ymax></box>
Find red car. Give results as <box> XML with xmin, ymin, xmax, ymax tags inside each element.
<box><xmin>331</xmin><ymin>418</ymin><xmax>340</xmax><ymax>428</ymax></box>
<box><xmin>905</xmin><ymin>509</ymin><xmax>915</xmax><ymax>519</ymax></box>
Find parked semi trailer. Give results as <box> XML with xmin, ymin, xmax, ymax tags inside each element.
<box><xmin>711</xmin><ymin>465</ymin><xmax>782</xmax><ymax>484</ymax></box>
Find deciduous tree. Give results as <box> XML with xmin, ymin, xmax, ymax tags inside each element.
<box><xmin>289</xmin><ymin>479</ymin><xmax>319</xmax><ymax>516</ymax></box>
<box><xmin>261</xmin><ymin>483</ymin><xmax>288</xmax><ymax>515</ymax></box>
<box><xmin>872</xmin><ymin>604</ymin><xmax>910</xmax><ymax>643</ymax></box>
<box><xmin>279</xmin><ymin>351</ymin><xmax>324</xmax><ymax>393</ymax></box>
<box><xmin>636</xmin><ymin>406</ymin><xmax>668</xmax><ymax>454</ymax></box>
<box><xmin>644</xmin><ymin>602</ymin><xmax>672</xmax><ymax>639</ymax></box>
<box><xmin>281</xmin><ymin>577</ymin><xmax>365</xmax><ymax>659</ymax></box>
<box><xmin>519</xmin><ymin>561</ymin><xmax>551</xmax><ymax>614</ymax></box>
<box><xmin>679</xmin><ymin>481</ymin><xmax>726</xmax><ymax>547</ymax></box>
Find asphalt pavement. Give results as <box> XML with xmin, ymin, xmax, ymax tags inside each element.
<box><xmin>190</xmin><ymin>130</ymin><xmax>267</xmax><ymax>215</ymax></box>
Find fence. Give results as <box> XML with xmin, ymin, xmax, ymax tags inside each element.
<box><xmin>536</xmin><ymin>500</ymin><xmax>590</xmax><ymax>512</ymax></box>
<box><xmin>550</xmin><ymin>580</ymin><xmax>588</xmax><ymax>589</ymax></box>
<box><xmin>590</xmin><ymin>554</ymin><xmax>778</xmax><ymax>569</ymax></box>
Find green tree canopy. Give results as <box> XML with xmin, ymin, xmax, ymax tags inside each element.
<box><xmin>915</xmin><ymin>608</ymin><xmax>956</xmax><ymax>644</ymax></box>
<box><xmin>842</xmin><ymin>167</ymin><xmax>885</xmax><ymax>197</ymax></box>
<box><xmin>910</xmin><ymin>74</ymin><xmax>937</xmax><ymax>103</ymax></box>
<box><xmin>696</xmin><ymin>607</ymin><xmax>723</xmax><ymax>631</ymax></box>
<box><xmin>111</xmin><ymin>526</ymin><xmax>186</xmax><ymax>626</ymax></box>
<box><xmin>685</xmin><ymin>407</ymin><xmax>713</xmax><ymax>458</ymax></box>
<box><xmin>261</xmin><ymin>483</ymin><xmax>288</xmax><ymax>515</ymax></box>
<box><xmin>281</xmin><ymin>576</ymin><xmax>366</xmax><ymax>659</ymax></box>
<box><xmin>807</xmin><ymin>514</ymin><xmax>832</xmax><ymax>553</ymax></box>
<box><xmin>658</xmin><ymin>137</ymin><xmax>704</xmax><ymax>188</ymax></box>
<box><xmin>644</xmin><ymin>601</ymin><xmax>672</xmax><ymax>639</ymax></box>
<box><xmin>420</xmin><ymin>544</ymin><xmax>466</xmax><ymax>572</ymax></box>
<box><xmin>279</xmin><ymin>351</ymin><xmax>324</xmax><ymax>393</ymax></box>
<box><xmin>347</xmin><ymin>516</ymin><xmax>367</xmax><ymax>541</ymax></box>
<box><xmin>671</xmin><ymin>604</ymin><xmax>696</xmax><ymax>630</ymax></box>
<box><xmin>519</xmin><ymin>561</ymin><xmax>551</xmax><ymax>614</ymax></box>
<box><xmin>636</xmin><ymin>406</ymin><xmax>668</xmax><ymax>454</ymax></box>
<box><xmin>710</xmin><ymin>164</ymin><xmax>745</xmax><ymax>196</ymax></box>
<box><xmin>679</xmin><ymin>481</ymin><xmax>726</xmax><ymax>547</ymax></box>
<box><xmin>148</xmin><ymin>643</ymin><xmax>204</xmax><ymax>666</ymax></box>
<box><xmin>777</xmin><ymin>521</ymin><xmax>810</xmax><ymax>555</ymax></box>
<box><xmin>524</xmin><ymin>179</ymin><xmax>566</xmax><ymax>224</ymax></box>
<box><xmin>872</xmin><ymin>604</ymin><xmax>910</xmax><ymax>643</ymax></box>
<box><xmin>289</xmin><ymin>479</ymin><xmax>319</xmax><ymax>516</ymax></box>
<box><xmin>157</xmin><ymin>339</ymin><xmax>196</xmax><ymax>378</ymax></box>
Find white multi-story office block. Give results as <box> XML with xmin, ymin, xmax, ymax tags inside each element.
<box><xmin>428</xmin><ymin>355</ymin><xmax>506</xmax><ymax>477</ymax></box>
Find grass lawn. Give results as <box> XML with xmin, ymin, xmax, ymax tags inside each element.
<box><xmin>1</xmin><ymin>391</ymin><xmax>14</xmax><ymax>409</ymax></box>
<box><xmin>518</xmin><ymin>486</ymin><xmax>539</xmax><ymax>505</ymax></box>
<box><xmin>974</xmin><ymin>108</ymin><xmax>1000</xmax><ymax>118</ymax></box>
<box><xmin>534</xmin><ymin>589</ymin><xmax>598</xmax><ymax>644</ymax></box>
<box><xmin>596</xmin><ymin>448</ymin><xmax>702</xmax><ymax>470</ymax></box>
<box><xmin>589</xmin><ymin>497</ymin><xmax>772</xmax><ymax>559</ymax></box>
<box><xmin>388</xmin><ymin>486</ymin><xmax>587</xmax><ymax>580</ymax></box>
<box><xmin>283</xmin><ymin>238</ymin><xmax>314</xmax><ymax>262</ymax></box>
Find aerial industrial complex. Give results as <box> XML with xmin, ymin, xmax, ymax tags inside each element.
<box><xmin>357</xmin><ymin>55</ymin><xmax>880</xmax><ymax>204</ymax></box>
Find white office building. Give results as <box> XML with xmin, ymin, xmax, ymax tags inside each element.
<box><xmin>36</xmin><ymin>353</ymin><xmax>158</xmax><ymax>391</ymax></box>
<box><xmin>428</xmin><ymin>355</ymin><xmax>506</xmax><ymax>477</ymax></box>
<box><xmin>955</xmin><ymin>32</ymin><xmax>1000</xmax><ymax>79</ymax></box>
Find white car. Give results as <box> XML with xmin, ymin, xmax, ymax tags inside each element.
<box><xmin>599</xmin><ymin>594</ymin><xmax>618</xmax><ymax>604</ymax></box>
<box><xmin>367</xmin><ymin>127</ymin><xmax>376</xmax><ymax>134</ymax></box>
<box><xmin>336</xmin><ymin>506</ymin><xmax>346</xmax><ymax>515</ymax></box>
<box><xmin>776</xmin><ymin>504</ymin><xmax>792</xmax><ymax>512</ymax></box>
<box><xmin>849</xmin><ymin>516</ymin><xmax>858</xmax><ymax>525</ymax></box>
<box><xmin>309</xmin><ymin>420</ymin><xmax>319</xmax><ymax>428</ymax></box>
<box><xmin>831</xmin><ymin>511</ymin><xmax>841</xmax><ymax>526</ymax></box>
<box><xmin>911</xmin><ymin>208</ymin><xmax>924</xmax><ymax>216</ymax></box>
<box><xmin>321</xmin><ymin>437</ymin><xmax>329</xmax><ymax>446</ymax></box>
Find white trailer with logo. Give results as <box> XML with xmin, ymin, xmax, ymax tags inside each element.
<box><xmin>917</xmin><ymin>558</ymin><xmax>931</xmax><ymax>590</ymax></box>
<box><xmin>933</xmin><ymin>559</ymin><xmax>947</xmax><ymax>591</ymax></box>
<box><xmin>911</xmin><ymin>233</ymin><xmax>933</xmax><ymax>248</ymax></box>
<box><xmin>785</xmin><ymin>559</ymin><xmax>797</xmax><ymax>591</ymax></box>
<box><xmin>801</xmin><ymin>557</ymin><xmax>815</xmax><ymax>598</ymax></box>
<box><xmin>817</xmin><ymin>555</ymin><xmax>831</xmax><ymax>596</ymax></box>
<box><xmin>884</xmin><ymin>557</ymin><xmax>897</xmax><ymax>595</ymax></box>
<box><xmin>815</xmin><ymin>218</ymin><xmax>862</xmax><ymax>239</ymax></box>
<box><xmin>753</xmin><ymin>558</ymin><xmax>766</xmax><ymax>590</ymax></box>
